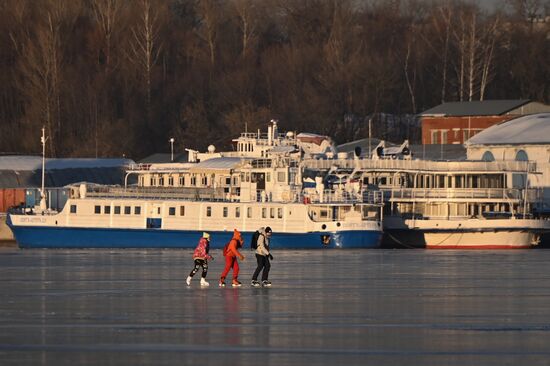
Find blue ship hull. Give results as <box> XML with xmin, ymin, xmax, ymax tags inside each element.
<box><xmin>8</xmin><ymin>221</ymin><xmax>382</xmax><ymax>249</ymax></box>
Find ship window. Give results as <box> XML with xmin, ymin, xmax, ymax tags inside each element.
<box><xmin>114</xmin><ymin>206</ymin><xmax>121</xmax><ymax>214</ymax></box>
<box><xmin>247</xmin><ymin>207</ymin><xmax>252</xmax><ymax>218</ymax></box>
<box><xmin>262</xmin><ymin>208</ymin><xmax>267</xmax><ymax>218</ymax></box>
<box><xmin>180</xmin><ymin>206</ymin><xmax>185</xmax><ymax>216</ymax></box>
<box><xmin>135</xmin><ymin>206</ymin><xmax>141</xmax><ymax>215</ymax></box>
<box><xmin>223</xmin><ymin>207</ymin><xmax>228</xmax><ymax>217</ymax></box>
<box><xmin>482</xmin><ymin>151</ymin><xmax>495</xmax><ymax>162</ymax></box>
<box><xmin>94</xmin><ymin>205</ymin><xmax>101</xmax><ymax>214</ymax></box>
<box><xmin>124</xmin><ymin>206</ymin><xmax>131</xmax><ymax>215</ymax></box>
<box><xmin>206</xmin><ymin>206</ymin><xmax>212</xmax><ymax>217</ymax></box>
<box><xmin>515</xmin><ymin>150</ymin><xmax>528</xmax><ymax>161</ymax></box>
<box><xmin>70</xmin><ymin>205</ymin><xmax>77</xmax><ymax>214</ymax></box>
<box><xmin>169</xmin><ymin>207</ymin><xmax>176</xmax><ymax>216</ymax></box>
<box><xmin>278</xmin><ymin>208</ymin><xmax>283</xmax><ymax>219</ymax></box>
<box><xmin>320</xmin><ymin>209</ymin><xmax>328</xmax><ymax>218</ymax></box>
<box><xmin>104</xmin><ymin>205</ymin><xmax>111</xmax><ymax>214</ymax></box>
<box><xmin>235</xmin><ymin>207</ymin><xmax>240</xmax><ymax>218</ymax></box>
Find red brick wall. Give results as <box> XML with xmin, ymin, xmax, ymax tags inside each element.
<box><xmin>421</xmin><ymin>116</ymin><xmax>513</xmax><ymax>144</ymax></box>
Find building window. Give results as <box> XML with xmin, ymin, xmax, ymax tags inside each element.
<box><xmin>168</xmin><ymin>176</ymin><xmax>174</xmax><ymax>186</ymax></box>
<box><xmin>179</xmin><ymin>175</ymin><xmax>185</xmax><ymax>186</ymax></box>
<box><xmin>278</xmin><ymin>208</ymin><xmax>283</xmax><ymax>219</ymax></box>
<box><xmin>235</xmin><ymin>207</ymin><xmax>240</xmax><ymax>218</ymax></box>
<box><xmin>94</xmin><ymin>205</ymin><xmax>101</xmax><ymax>214</ymax></box>
<box><xmin>104</xmin><ymin>205</ymin><xmax>111</xmax><ymax>214</ymax></box>
<box><xmin>191</xmin><ymin>176</ymin><xmax>197</xmax><ymax>186</ymax></box>
<box><xmin>70</xmin><ymin>205</ymin><xmax>77</xmax><ymax>214</ymax></box>
<box><xmin>159</xmin><ymin>177</ymin><xmax>164</xmax><ymax>186</ymax></box>
<box><xmin>114</xmin><ymin>206</ymin><xmax>121</xmax><ymax>214</ymax></box>
<box><xmin>431</xmin><ymin>130</ymin><xmax>439</xmax><ymax>144</ymax></box>
<box><xmin>134</xmin><ymin>206</ymin><xmax>141</xmax><ymax>215</ymax></box>
<box><xmin>150</xmin><ymin>176</ymin><xmax>157</xmax><ymax>186</ymax></box>
<box><xmin>138</xmin><ymin>176</ymin><xmax>144</xmax><ymax>186</ymax></box>
<box><xmin>223</xmin><ymin>207</ymin><xmax>228</xmax><ymax>217</ymax></box>
<box><xmin>270</xmin><ymin>208</ymin><xmax>275</xmax><ymax>218</ymax></box>
<box><xmin>225</xmin><ymin>177</ymin><xmax>231</xmax><ymax>185</ymax></box>
<box><xmin>247</xmin><ymin>207</ymin><xmax>252</xmax><ymax>218</ymax></box>
<box><xmin>180</xmin><ymin>206</ymin><xmax>185</xmax><ymax>216</ymax></box>
<box><xmin>266</xmin><ymin>173</ymin><xmax>271</xmax><ymax>182</ymax></box>
<box><xmin>206</xmin><ymin>206</ymin><xmax>212</xmax><ymax>217</ymax></box>
<box><xmin>124</xmin><ymin>206</ymin><xmax>131</xmax><ymax>215</ymax></box>
<box><xmin>482</xmin><ymin>151</ymin><xmax>495</xmax><ymax>162</ymax></box>
<box><xmin>277</xmin><ymin>172</ymin><xmax>286</xmax><ymax>183</ymax></box>
<box><xmin>441</xmin><ymin>130</ymin><xmax>448</xmax><ymax>144</ymax></box>
<box><xmin>169</xmin><ymin>207</ymin><xmax>176</xmax><ymax>216</ymax></box>
<box><xmin>262</xmin><ymin>208</ymin><xmax>267</xmax><ymax>218</ymax></box>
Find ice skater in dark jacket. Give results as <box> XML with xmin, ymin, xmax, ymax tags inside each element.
<box><xmin>251</xmin><ymin>226</ymin><xmax>273</xmax><ymax>287</ymax></box>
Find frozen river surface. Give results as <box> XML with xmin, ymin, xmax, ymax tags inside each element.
<box><xmin>1</xmin><ymin>248</ymin><xmax>550</xmax><ymax>365</ymax></box>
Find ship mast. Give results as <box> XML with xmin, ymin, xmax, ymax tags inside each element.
<box><xmin>40</xmin><ymin>126</ymin><xmax>48</xmax><ymax>210</ymax></box>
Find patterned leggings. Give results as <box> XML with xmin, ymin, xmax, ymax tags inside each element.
<box><xmin>189</xmin><ymin>259</ymin><xmax>208</xmax><ymax>278</ymax></box>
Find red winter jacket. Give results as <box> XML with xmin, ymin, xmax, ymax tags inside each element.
<box><xmin>223</xmin><ymin>229</ymin><xmax>244</xmax><ymax>259</ymax></box>
<box><xmin>193</xmin><ymin>238</ymin><xmax>213</xmax><ymax>260</ymax></box>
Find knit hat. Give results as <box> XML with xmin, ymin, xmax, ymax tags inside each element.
<box><xmin>203</xmin><ymin>232</ymin><xmax>210</xmax><ymax>239</ymax></box>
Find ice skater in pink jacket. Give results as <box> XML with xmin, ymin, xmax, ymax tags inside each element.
<box><xmin>186</xmin><ymin>232</ymin><xmax>214</xmax><ymax>287</ymax></box>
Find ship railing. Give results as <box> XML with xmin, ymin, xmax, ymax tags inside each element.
<box><xmin>85</xmin><ymin>186</ymin><xmax>229</xmax><ymax>201</ymax></box>
<box><xmin>387</xmin><ymin>188</ymin><xmax>526</xmax><ymax>200</ymax></box>
<box><xmin>302</xmin><ymin>158</ymin><xmax>538</xmax><ymax>173</ymax></box>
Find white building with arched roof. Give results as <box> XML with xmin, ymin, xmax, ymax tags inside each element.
<box><xmin>465</xmin><ymin>113</ymin><xmax>550</xmax><ymax>212</ymax></box>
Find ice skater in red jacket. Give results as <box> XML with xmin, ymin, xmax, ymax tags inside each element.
<box><xmin>219</xmin><ymin>229</ymin><xmax>245</xmax><ymax>287</ymax></box>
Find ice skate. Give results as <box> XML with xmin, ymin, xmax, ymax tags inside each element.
<box><xmin>186</xmin><ymin>276</ymin><xmax>192</xmax><ymax>286</ymax></box>
<box><xmin>200</xmin><ymin>278</ymin><xmax>210</xmax><ymax>287</ymax></box>
<box><xmin>232</xmin><ymin>279</ymin><xmax>242</xmax><ymax>287</ymax></box>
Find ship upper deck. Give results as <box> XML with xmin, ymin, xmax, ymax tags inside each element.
<box><xmin>303</xmin><ymin>158</ymin><xmax>538</xmax><ymax>174</ymax></box>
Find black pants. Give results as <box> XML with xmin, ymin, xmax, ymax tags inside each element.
<box><xmin>252</xmin><ymin>254</ymin><xmax>271</xmax><ymax>281</ymax></box>
<box><xmin>189</xmin><ymin>259</ymin><xmax>208</xmax><ymax>278</ymax></box>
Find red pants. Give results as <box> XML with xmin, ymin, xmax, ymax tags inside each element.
<box><xmin>221</xmin><ymin>256</ymin><xmax>240</xmax><ymax>280</ymax></box>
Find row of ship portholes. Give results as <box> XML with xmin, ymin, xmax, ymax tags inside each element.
<box><xmin>321</xmin><ymin>222</ymin><xmax>341</xmax><ymax>230</ymax></box>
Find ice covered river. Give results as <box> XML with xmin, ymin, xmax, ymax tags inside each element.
<box><xmin>1</xmin><ymin>248</ymin><xmax>550</xmax><ymax>365</ymax></box>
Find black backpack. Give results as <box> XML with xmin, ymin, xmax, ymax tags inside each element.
<box><xmin>250</xmin><ymin>230</ymin><xmax>261</xmax><ymax>250</ymax></box>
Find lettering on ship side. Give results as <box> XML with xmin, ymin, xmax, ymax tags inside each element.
<box><xmin>19</xmin><ymin>217</ymin><xmax>47</xmax><ymax>224</ymax></box>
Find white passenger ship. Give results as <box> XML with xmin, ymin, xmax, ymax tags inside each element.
<box><xmin>305</xmin><ymin>142</ymin><xmax>550</xmax><ymax>249</ymax></box>
<box><xmin>8</xmin><ymin>122</ymin><xmax>383</xmax><ymax>249</ymax></box>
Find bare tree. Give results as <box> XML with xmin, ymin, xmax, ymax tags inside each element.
<box><xmin>90</xmin><ymin>0</ymin><xmax>123</xmax><ymax>71</ymax></box>
<box><xmin>196</xmin><ymin>0</ymin><xmax>221</xmax><ymax>68</ymax></box>
<box><xmin>10</xmin><ymin>0</ymin><xmax>80</xmax><ymax>156</ymax></box>
<box><xmin>127</xmin><ymin>0</ymin><xmax>163</xmax><ymax>118</ymax></box>
<box><xmin>231</xmin><ymin>0</ymin><xmax>258</xmax><ymax>58</ymax></box>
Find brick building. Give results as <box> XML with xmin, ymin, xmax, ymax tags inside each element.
<box><xmin>420</xmin><ymin>100</ymin><xmax>550</xmax><ymax>145</ymax></box>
